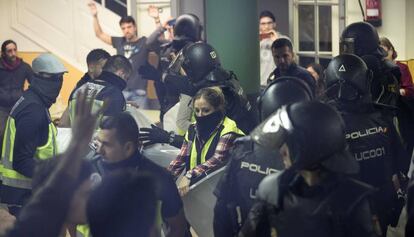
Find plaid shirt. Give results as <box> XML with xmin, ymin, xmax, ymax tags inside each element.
<box><xmin>168</xmin><ymin>132</ymin><xmax>238</xmax><ymax>179</ymax></box>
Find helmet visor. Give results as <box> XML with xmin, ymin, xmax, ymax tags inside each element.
<box><xmin>340</xmin><ymin>37</ymin><xmax>356</xmax><ymax>54</ymax></box>
<box><xmin>326</xmin><ymin>81</ymin><xmax>360</xmax><ymax>102</ymax></box>
<box><xmin>251</xmin><ymin>106</ymin><xmax>292</xmax><ymax>151</ymax></box>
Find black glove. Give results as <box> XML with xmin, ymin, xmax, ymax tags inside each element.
<box><xmin>138</xmin><ymin>63</ymin><xmax>162</xmax><ymax>81</ymax></box>
<box><xmin>139</xmin><ymin>124</ymin><xmax>170</xmax><ymax>146</ymax></box>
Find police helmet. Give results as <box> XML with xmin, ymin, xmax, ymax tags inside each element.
<box><xmin>325</xmin><ymin>54</ymin><xmax>372</xmax><ymax>103</ymax></box>
<box><xmin>257</xmin><ymin>77</ymin><xmax>314</xmax><ymax>122</ymax></box>
<box><xmin>251</xmin><ymin>101</ymin><xmax>358</xmax><ymax>174</ymax></box>
<box><xmin>181</xmin><ymin>42</ymin><xmax>221</xmax><ymax>83</ymax></box>
<box><xmin>340</xmin><ymin>22</ymin><xmax>386</xmax><ymax>57</ymax></box>
<box><xmin>174</xmin><ymin>14</ymin><xmax>202</xmax><ymax>42</ymax></box>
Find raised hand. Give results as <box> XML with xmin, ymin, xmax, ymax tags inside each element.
<box><xmin>88</xmin><ymin>1</ymin><xmax>98</xmax><ymax>17</ymax></box>
<box><xmin>69</xmin><ymin>88</ymin><xmax>105</xmax><ymax>161</ymax></box>
<box><xmin>148</xmin><ymin>5</ymin><xmax>160</xmax><ymax>19</ymax></box>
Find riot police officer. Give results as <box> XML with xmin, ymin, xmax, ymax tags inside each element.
<box><xmin>213</xmin><ymin>77</ymin><xmax>314</xmax><ymax>237</ymax></box>
<box><xmin>340</xmin><ymin>21</ymin><xmax>401</xmax><ymax>111</ymax></box>
<box><xmin>139</xmin><ymin>42</ymin><xmax>256</xmax><ymax>147</ymax></box>
<box><xmin>139</xmin><ymin>13</ymin><xmax>203</xmax><ymax>122</ymax></box>
<box><xmin>179</xmin><ymin>42</ymin><xmax>255</xmax><ymax>132</ymax></box>
<box><xmin>325</xmin><ymin>54</ymin><xmax>409</xmax><ymax>235</ymax></box>
<box><xmin>239</xmin><ymin>101</ymin><xmax>377</xmax><ymax>237</ymax></box>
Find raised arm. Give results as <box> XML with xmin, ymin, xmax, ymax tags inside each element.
<box><xmin>88</xmin><ymin>1</ymin><xmax>112</xmax><ymax>45</ymax></box>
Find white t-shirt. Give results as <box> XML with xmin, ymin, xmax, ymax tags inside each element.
<box><xmin>260</xmin><ymin>38</ymin><xmax>275</xmax><ymax>86</ymax></box>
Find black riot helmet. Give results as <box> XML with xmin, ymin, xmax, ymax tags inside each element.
<box><xmin>257</xmin><ymin>77</ymin><xmax>314</xmax><ymax>122</ymax></box>
<box><xmin>325</xmin><ymin>54</ymin><xmax>372</xmax><ymax>104</ymax></box>
<box><xmin>181</xmin><ymin>42</ymin><xmax>221</xmax><ymax>83</ymax></box>
<box><xmin>173</xmin><ymin>14</ymin><xmax>202</xmax><ymax>43</ymax></box>
<box><xmin>340</xmin><ymin>22</ymin><xmax>386</xmax><ymax>58</ymax></box>
<box><xmin>251</xmin><ymin>101</ymin><xmax>358</xmax><ymax>174</ymax></box>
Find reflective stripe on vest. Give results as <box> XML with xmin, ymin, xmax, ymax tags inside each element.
<box><xmin>1</xmin><ymin>117</ymin><xmax>58</xmax><ymax>189</ymax></box>
<box><xmin>0</xmin><ymin>116</ymin><xmax>12</xmax><ymax>182</ymax></box>
<box><xmin>185</xmin><ymin>117</ymin><xmax>244</xmax><ymax>169</ymax></box>
<box><xmin>154</xmin><ymin>200</ymin><xmax>163</xmax><ymax>234</ymax></box>
<box><xmin>76</xmin><ymin>225</ymin><xmax>90</xmax><ymax>237</ymax></box>
<box><xmin>69</xmin><ymin>82</ymin><xmax>106</xmax><ymax>126</ymax></box>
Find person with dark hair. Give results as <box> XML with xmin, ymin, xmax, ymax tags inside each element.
<box><xmin>67</xmin><ymin>55</ymin><xmax>131</xmax><ymax>127</ymax></box>
<box><xmin>5</xmin><ymin>89</ymin><xmax>104</xmax><ymax>237</ymax></box>
<box><xmin>0</xmin><ymin>54</ymin><xmax>66</xmax><ymax>216</ymax></box>
<box><xmin>267</xmin><ymin>38</ymin><xmax>316</xmax><ymax>94</ymax></box>
<box><xmin>139</xmin><ymin>13</ymin><xmax>203</xmax><ymax>123</ymax></box>
<box><xmin>380</xmin><ymin>36</ymin><xmax>414</xmax><ymax>168</ymax></box>
<box><xmin>306</xmin><ymin>62</ymin><xmax>324</xmax><ymax>81</ymax></box>
<box><xmin>213</xmin><ymin>77</ymin><xmax>313</xmax><ymax>237</ymax></box>
<box><xmin>239</xmin><ymin>101</ymin><xmax>377</xmax><ymax>237</ymax></box>
<box><xmin>140</xmin><ymin>42</ymin><xmax>255</xmax><ymax>149</ymax></box>
<box><xmin>0</xmin><ymin>40</ymin><xmax>33</xmax><ymax>157</ymax></box>
<box><xmin>80</xmin><ymin>48</ymin><xmax>111</xmax><ymax>87</ymax></box>
<box><xmin>93</xmin><ymin>112</ymin><xmax>189</xmax><ymax>237</ymax></box>
<box><xmin>168</xmin><ymin>87</ymin><xmax>245</xmax><ymax>196</ymax></box>
<box><xmin>380</xmin><ymin>37</ymin><xmax>414</xmax><ymax>98</ymax></box>
<box><xmin>306</xmin><ymin>62</ymin><xmax>326</xmax><ymax>99</ymax></box>
<box><xmin>59</xmin><ymin>48</ymin><xmax>110</xmax><ymax>127</ymax></box>
<box><xmin>31</xmin><ymin>158</ymin><xmax>94</xmax><ymax>236</ymax></box>
<box><xmin>259</xmin><ymin>11</ymin><xmax>288</xmax><ymax>87</ymax></box>
<box><xmin>88</xmin><ymin>1</ymin><xmax>153</xmax><ymax>106</ymax></box>
<box><xmin>87</xmin><ymin>170</ymin><xmax>157</xmax><ymax>237</ymax></box>
<box><xmin>325</xmin><ymin>54</ymin><xmax>409</xmax><ymax>235</ymax></box>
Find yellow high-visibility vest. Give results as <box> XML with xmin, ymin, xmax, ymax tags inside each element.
<box><xmin>1</xmin><ymin>115</ymin><xmax>57</xmax><ymax>190</ymax></box>
<box><xmin>185</xmin><ymin>117</ymin><xmax>244</xmax><ymax>169</ymax></box>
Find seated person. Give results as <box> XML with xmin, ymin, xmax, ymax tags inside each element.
<box><xmin>168</xmin><ymin>87</ymin><xmax>244</xmax><ymax>196</ymax></box>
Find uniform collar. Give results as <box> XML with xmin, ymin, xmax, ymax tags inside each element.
<box><xmin>98</xmin><ymin>71</ymin><xmax>127</xmax><ymax>91</ymax></box>
<box><xmin>100</xmin><ymin>151</ymin><xmax>142</xmax><ymax>172</ymax></box>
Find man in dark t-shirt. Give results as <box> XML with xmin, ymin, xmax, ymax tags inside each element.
<box><xmin>93</xmin><ymin>112</ymin><xmax>189</xmax><ymax>237</ymax></box>
<box><xmin>111</xmin><ymin>35</ymin><xmax>149</xmax><ymax>93</ymax></box>
<box><xmin>89</xmin><ymin>2</ymin><xmax>152</xmax><ymax>102</ymax></box>
<box><xmin>267</xmin><ymin>38</ymin><xmax>316</xmax><ymax>94</ymax></box>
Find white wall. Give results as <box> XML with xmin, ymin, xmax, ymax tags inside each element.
<box><xmin>346</xmin><ymin>0</ymin><xmax>412</xmax><ymax>60</ymax></box>
<box><xmin>406</xmin><ymin>0</ymin><xmax>414</xmax><ymax>59</ymax></box>
<box><xmin>0</xmin><ymin>0</ymin><xmax>122</xmax><ymax>70</ymax></box>
<box><xmin>0</xmin><ymin>0</ymin><xmax>45</xmax><ymax>52</ymax></box>
<box><xmin>2</xmin><ymin>0</ymin><xmax>413</xmax><ymax>63</ymax></box>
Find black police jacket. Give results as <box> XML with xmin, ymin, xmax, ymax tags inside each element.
<box><xmin>267</xmin><ymin>64</ymin><xmax>316</xmax><ymax>96</ymax></box>
<box><xmin>338</xmin><ymin>105</ymin><xmax>409</xmax><ymax>228</ymax></box>
<box><xmin>198</xmin><ymin>75</ymin><xmax>257</xmax><ymax>133</ymax></box>
<box><xmin>340</xmin><ymin>107</ymin><xmax>406</xmax><ymax>187</ymax></box>
<box><xmin>213</xmin><ymin>136</ymin><xmax>284</xmax><ymax>237</ymax></box>
<box><xmin>239</xmin><ymin>170</ymin><xmax>377</xmax><ymax>237</ymax></box>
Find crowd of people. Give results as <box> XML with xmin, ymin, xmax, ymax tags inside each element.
<box><xmin>0</xmin><ymin>2</ymin><xmax>414</xmax><ymax>237</ymax></box>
